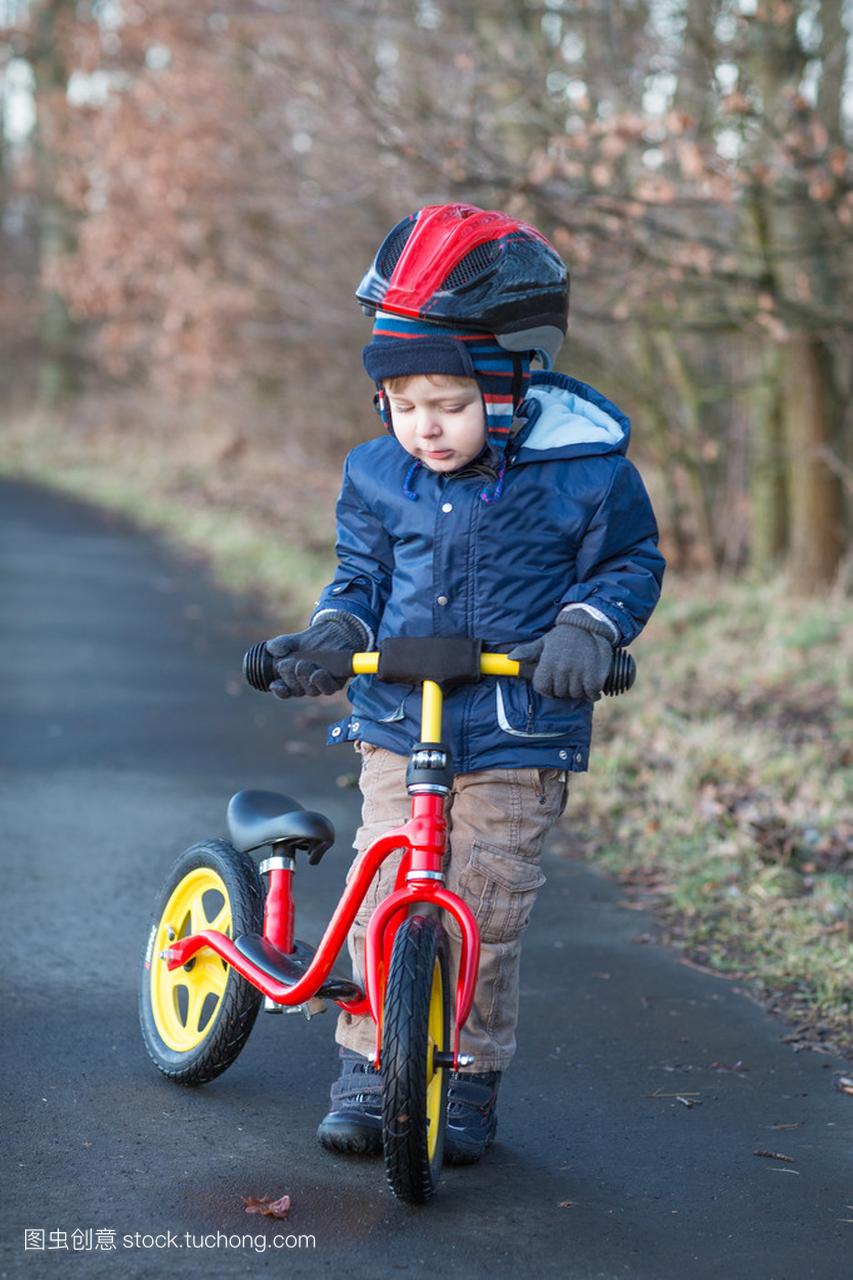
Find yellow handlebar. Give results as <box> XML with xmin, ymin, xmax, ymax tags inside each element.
<box><xmin>349</xmin><ymin>651</ymin><xmax>520</xmax><ymax>741</ymax></box>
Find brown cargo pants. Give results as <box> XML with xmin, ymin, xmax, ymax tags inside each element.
<box><xmin>334</xmin><ymin>741</ymin><xmax>569</xmax><ymax>1073</ymax></box>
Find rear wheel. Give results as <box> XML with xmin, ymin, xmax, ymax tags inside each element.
<box><xmin>139</xmin><ymin>839</ymin><xmax>264</xmax><ymax>1085</ymax></box>
<box><xmin>382</xmin><ymin>915</ymin><xmax>451</xmax><ymax>1204</ymax></box>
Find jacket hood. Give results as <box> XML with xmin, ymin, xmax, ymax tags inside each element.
<box><xmin>511</xmin><ymin>370</ymin><xmax>630</xmax><ymax>464</ymax></box>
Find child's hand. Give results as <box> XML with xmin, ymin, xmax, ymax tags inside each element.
<box><xmin>508</xmin><ymin>609</ymin><xmax>615</xmax><ymax>701</ymax></box>
<box><xmin>266</xmin><ymin>613</ymin><xmax>368</xmax><ymax>698</ymax></box>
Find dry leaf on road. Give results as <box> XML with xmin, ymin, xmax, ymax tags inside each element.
<box><xmin>244</xmin><ymin>1194</ymin><xmax>291</xmax><ymax>1218</ymax></box>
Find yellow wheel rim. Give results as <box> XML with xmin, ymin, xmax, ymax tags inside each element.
<box><xmin>425</xmin><ymin>954</ymin><xmax>445</xmax><ymax>1161</ymax></box>
<box><xmin>149</xmin><ymin>867</ymin><xmax>232</xmax><ymax>1052</ymax></box>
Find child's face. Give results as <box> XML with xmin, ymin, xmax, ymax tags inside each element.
<box><xmin>385</xmin><ymin>375</ymin><xmax>486</xmax><ymax>472</ymax></box>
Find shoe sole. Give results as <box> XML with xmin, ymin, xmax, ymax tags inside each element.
<box><xmin>442</xmin><ymin>1120</ymin><xmax>497</xmax><ymax>1165</ymax></box>
<box><xmin>317</xmin><ymin>1117</ymin><xmax>383</xmax><ymax>1156</ymax></box>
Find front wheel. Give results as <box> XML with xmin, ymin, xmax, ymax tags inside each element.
<box><xmin>382</xmin><ymin>914</ymin><xmax>451</xmax><ymax>1204</ymax></box>
<box><xmin>139</xmin><ymin>839</ymin><xmax>264</xmax><ymax>1085</ymax></box>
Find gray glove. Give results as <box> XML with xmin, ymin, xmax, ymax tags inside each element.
<box><xmin>507</xmin><ymin>609</ymin><xmax>616</xmax><ymax>702</ymax></box>
<box><xmin>266</xmin><ymin>612</ymin><xmax>369</xmax><ymax>698</ymax></box>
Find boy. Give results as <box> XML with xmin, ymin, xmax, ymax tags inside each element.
<box><xmin>266</xmin><ymin>204</ymin><xmax>665</xmax><ymax>1165</ymax></box>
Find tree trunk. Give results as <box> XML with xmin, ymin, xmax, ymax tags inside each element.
<box><xmin>651</xmin><ymin>329</ymin><xmax>719</xmax><ymax>569</ymax></box>
<box><xmin>672</xmin><ymin>0</ymin><xmax>722</xmax><ymax>136</ymax></box>
<box><xmin>743</xmin><ymin>7</ymin><xmax>846</xmax><ymax>593</ymax></box>
<box><xmin>818</xmin><ymin>0</ymin><xmax>845</xmax><ymax>144</ymax></box>
<box><xmin>782</xmin><ymin>335</ymin><xmax>844</xmax><ymax>591</ymax></box>
<box><xmin>749</xmin><ymin>344</ymin><xmax>788</xmax><ymax>573</ymax></box>
<box><xmin>629</xmin><ymin>328</ymin><xmax>692</xmax><ymax>570</ymax></box>
<box><xmin>30</xmin><ymin>0</ymin><xmax>79</xmax><ymax>406</ymax></box>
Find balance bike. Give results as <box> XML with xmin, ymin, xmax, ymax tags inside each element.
<box><xmin>139</xmin><ymin>636</ymin><xmax>634</xmax><ymax>1203</ymax></box>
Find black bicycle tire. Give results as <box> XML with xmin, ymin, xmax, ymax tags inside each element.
<box><xmin>138</xmin><ymin>839</ymin><xmax>264</xmax><ymax>1086</ymax></box>
<box><xmin>382</xmin><ymin>914</ymin><xmax>451</xmax><ymax>1204</ymax></box>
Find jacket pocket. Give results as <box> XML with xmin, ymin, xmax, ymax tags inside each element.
<box><xmin>377</xmin><ymin>697</ymin><xmax>408</xmax><ymax>723</ymax></box>
<box><xmin>457</xmin><ymin>841</ymin><xmax>547</xmax><ymax>943</ymax></box>
<box><xmin>495</xmin><ymin>678</ymin><xmax>575</xmax><ymax>739</ymax></box>
<box><xmin>349</xmin><ymin>674</ymin><xmax>414</xmax><ymax>724</ymax></box>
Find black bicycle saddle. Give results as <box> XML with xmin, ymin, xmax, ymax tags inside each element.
<box><xmin>226</xmin><ymin>790</ymin><xmax>335</xmax><ymax>864</ymax></box>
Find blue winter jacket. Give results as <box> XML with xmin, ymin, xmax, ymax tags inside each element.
<box><xmin>312</xmin><ymin>370</ymin><xmax>665</xmax><ymax>773</ymax></box>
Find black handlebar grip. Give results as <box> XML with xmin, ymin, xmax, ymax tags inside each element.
<box><xmin>603</xmin><ymin>648</ymin><xmax>636</xmax><ymax>696</ymax></box>
<box><xmin>243</xmin><ymin>641</ymin><xmax>277</xmax><ymax>692</ymax></box>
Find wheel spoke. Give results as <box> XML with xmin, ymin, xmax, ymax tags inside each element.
<box><xmin>185</xmin><ymin>982</ymin><xmax>206</xmax><ymax>1033</ymax></box>
<box><xmin>208</xmin><ymin>904</ymin><xmax>231</xmax><ymax>936</ymax></box>
<box><xmin>169</xmin><ymin>981</ymin><xmax>188</xmax><ymax>1024</ymax></box>
<box><xmin>160</xmin><ymin>957</ymin><xmax>185</xmax><ymax>993</ymax></box>
<box><xmin>190</xmin><ymin>899</ymin><xmax>206</xmax><ymax>938</ymax></box>
<box><xmin>203</xmin><ymin>960</ymin><xmax>228</xmax><ymax>997</ymax></box>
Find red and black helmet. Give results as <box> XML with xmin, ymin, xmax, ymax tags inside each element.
<box><xmin>355</xmin><ymin>203</ymin><xmax>569</xmax><ymax>366</ymax></box>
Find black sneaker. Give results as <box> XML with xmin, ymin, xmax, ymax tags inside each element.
<box><xmin>316</xmin><ymin>1047</ymin><xmax>384</xmax><ymax>1156</ymax></box>
<box><xmin>443</xmin><ymin>1070</ymin><xmax>501</xmax><ymax>1165</ymax></box>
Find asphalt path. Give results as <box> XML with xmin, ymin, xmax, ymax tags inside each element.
<box><xmin>1</xmin><ymin>477</ymin><xmax>850</xmax><ymax>1280</ymax></box>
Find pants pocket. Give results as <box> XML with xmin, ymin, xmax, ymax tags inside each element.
<box><xmin>531</xmin><ymin>766</ymin><xmax>570</xmax><ymax>816</ymax></box>
<box><xmin>457</xmin><ymin>840</ymin><xmax>547</xmax><ymax>944</ymax></box>
<box><xmin>556</xmin><ymin>769</ymin><xmax>570</xmax><ymax>816</ymax></box>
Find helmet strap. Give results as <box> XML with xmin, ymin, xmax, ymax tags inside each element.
<box><xmin>510</xmin><ymin>353</ymin><xmax>524</xmax><ymax>413</ymax></box>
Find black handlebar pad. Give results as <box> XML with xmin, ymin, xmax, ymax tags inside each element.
<box><xmin>243</xmin><ymin>637</ymin><xmax>636</xmax><ymax>697</ymax></box>
<box><xmin>379</xmin><ymin>636</ymin><xmax>482</xmax><ymax>686</ymax></box>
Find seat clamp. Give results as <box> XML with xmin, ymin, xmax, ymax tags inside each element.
<box><xmin>260</xmin><ymin>854</ymin><xmax>296</xmax><ymax>874</ymax></box>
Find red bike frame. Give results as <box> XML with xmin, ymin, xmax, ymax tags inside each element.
<box><xmin>163</xmin><ymin>792</ymin><xmax>479</xmax><ymax>1070</ymax></box>
<box><xmin>160</xmin><ymin>657</ymin><xmax>517</xmax><ymax>1071</ymax></box>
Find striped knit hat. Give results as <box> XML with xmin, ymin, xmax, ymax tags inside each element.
<box><xmin>362</xmin><ymin>310</ymin><xmax>531</xmax><ymax>504</ymax></box>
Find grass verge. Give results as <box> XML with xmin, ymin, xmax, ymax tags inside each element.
<box><xmin>564</xmin><ymin>580</ymin><xmax>851</xmax><ymax>1058</ymax></box>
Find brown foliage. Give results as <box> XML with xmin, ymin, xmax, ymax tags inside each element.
<box><xmin>2</xmin><ymin>0</ymin><xmax>850</xmax><ymax>580</ymax></box>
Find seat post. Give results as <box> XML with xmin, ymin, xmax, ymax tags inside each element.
<box><xmin>260</xmin><ymin>849</ymin><xmax>295</xmax><ymax>953</ymax></box>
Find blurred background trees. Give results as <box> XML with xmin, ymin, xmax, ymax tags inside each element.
<box><xmin>2</xmin><ymin>0</ymin><xmax>851</xmax><ymax>591</ymax></box>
